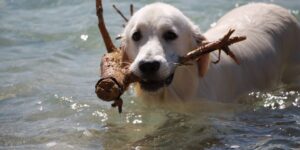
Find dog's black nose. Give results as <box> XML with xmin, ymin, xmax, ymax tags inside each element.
<box><xmin>139</xmin><ymin>60</ymin><xmax>160</xmax><ymax>75</ymax></box>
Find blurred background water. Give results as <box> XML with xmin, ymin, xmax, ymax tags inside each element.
<box><xmin>0</xmin><ymin>0</ymin><xmax>300</xmax><ymax>149</ymax></box>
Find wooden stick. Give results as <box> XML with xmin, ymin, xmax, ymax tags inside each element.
<box><xmin>96</xmin><ymin>0</ymin><xmax>116</xmax><ymax>52</ymax></box>
<box><xmin>96</xmin><ymin>0</ymin><xmax>124</xmax><ymax>112</ymax></box>
<box><xmin>95</xmin><ymin>50</ymin><xmax>138</xmax><ymax>101</ymax></box>
<box><xmin>130</xmin><ymin>4</ymin><xmax>134</xmax><ymax>16</ymax></box>
<box><xmin>112</xmin><ymin>4</ymin><xmax>129</xmax><ymax>22</ymax></box>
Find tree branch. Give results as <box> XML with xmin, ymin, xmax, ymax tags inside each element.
<box><xmin>179</xmin><ymin>29</ymin><xmax>246</xmax><ymax>65</ymax></box>
<box><xmin>96</xmin><ymin>0</ymin><xmax>116</xmax><ymax>52</ymax></box>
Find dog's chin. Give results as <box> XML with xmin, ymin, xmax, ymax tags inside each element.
<box><xmin>139</xmin><ymin>73</ymin><xmax>174</xmax><ymax>92</ymax></box>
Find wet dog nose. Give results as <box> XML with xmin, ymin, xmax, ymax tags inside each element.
<box><xmin>139</xmin><ymin>60</ymin><xmax>160</xmax><ymax>75</ymax></box>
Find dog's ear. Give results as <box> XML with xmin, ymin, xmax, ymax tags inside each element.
<box><xmin>192</xmin><ymin>26</ymin><xmax>210</xmax><ymax>77</ymax></box>
<box><xmin>192</xmin><ymin>27</ymin><xmax>206</xmax><ymax>46</ymax></box>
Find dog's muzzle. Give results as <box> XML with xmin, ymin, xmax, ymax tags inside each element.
<box><xmin>139</xmin><ymin>73</ymin><xmax>174</xmax><ymax>91</ymax></box>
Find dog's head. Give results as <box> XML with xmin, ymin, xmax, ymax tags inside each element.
<box><xmin>121</xmin><ymin>3</ymin><xmax>209</xmax><ymax>92</ymax></box>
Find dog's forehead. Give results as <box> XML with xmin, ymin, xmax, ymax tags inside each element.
<box><xmin>130</xmin><ymin>3</ymin><xmax>188</xmax><ymax>28</ymax></box>
<box><xmin>136</xmin><ymin>3</ymin><xmax>181</xmax><ymax>16</ymax></box>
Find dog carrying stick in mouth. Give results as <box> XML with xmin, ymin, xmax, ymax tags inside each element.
<box><xmin>95</xmin><ymin>0</ymin><xmax>300</xmax><ymax>113</ymax></box>
<box><xmin>94</xmin><ymin>0</ymin><xmax>246</xmax><ymax>113</ymax></box>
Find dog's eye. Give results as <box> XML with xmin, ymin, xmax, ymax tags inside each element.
<box><xmin>163</xmin><ymin>31</ymin><xmax>178</xmax><ymax>41</ymax></box>
<box><xmin>132</xmin><ymin>31</ymin><xmax>142</xmax><ymax>41</ymax></box>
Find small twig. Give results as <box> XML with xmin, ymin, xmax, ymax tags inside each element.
<box><xmin>112</xmin><ymin>4</ymin><xmax>129</xmax><ymax>22</ymax></box>
<box><xmin>212</xmin><ymin>49</ymin><xmax>221</xmax><ymax>64</ymax></box>
<box><xmin>111</xmin><ymin>98</ymin><xmax>123</xmax><ymax>113</ymax></box>
<box><xmin>130</xmin><ymin>4</ymin><xmax>134</xmax><ymax>16</ymax></box>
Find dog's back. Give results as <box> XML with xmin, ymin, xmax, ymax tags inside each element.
<box><xmin>199</xmin><ymin>3</ymin><xmax>300</xmax><ymax>101</ymax></box>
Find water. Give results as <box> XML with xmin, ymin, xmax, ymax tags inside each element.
<box><xmin>0</xmin><ymin>0</ymin><xmax>300</xmax><ymax>149</ymax></box>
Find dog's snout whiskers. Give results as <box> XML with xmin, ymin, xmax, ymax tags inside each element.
<box><xmin>171</xmin><ymin>61</ymin><xmax>192</xmax><ymax>67</ymax></box>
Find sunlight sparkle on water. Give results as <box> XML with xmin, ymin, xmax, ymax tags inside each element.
<box><xmin>92</xmin><ymin>110</ymin><xmax>108</xmax><ymax>122</ymax></box>
<box><xmin>39</xmin><ymin>106</ymin><xmax>43</xmax><ymax>111</ymax></box>
<box><xmin>70</xmin><ymin>103</ymin><xmax>90</xmax><ymax>111</ymax></box>
<box><xmin>249</xmin><ymin>90</ymin><xmax>300</xmax><ymax>109</ymax></box>
<box><xmin>46</xmin><ymin>141</ymin><xmax>57</xmax><ymax>147</ymax></box>
<box><xmin>230</xmin><ymin>145</ymin><xmax>240</xmax><ymax>149</ymax></box>
<box><xmin>290</xmin><ymin>9</ymin><xmax>299</xmax><ymax>15</ymax></box>
<box><xmin>57</xmin><ymin>95</ymin><xmax>74</xmax><ymax>103</ymax></box>
<box><xmin>126</xmin><ymin>112</ymin><xmax>143</xmax><ymax>124</ymax></box>
<box><xmin>293</xmin><ymin>98</ymin><xmax>300</xmax><ymax>107</ymax></box>
<box><xmin>80</xmin><ymin>34</ymin><xmax>88</xmax><ymax>41</ymax></box>
<box><xmin>235</xmin><ymin>3</ymin><xmax>239</xmax><ymax>8</ymax></box>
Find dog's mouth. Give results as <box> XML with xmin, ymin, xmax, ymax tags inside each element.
<box><xmin>139</xmin><ymin>73</ymin><xmax>174</xmax><ymax>92</ymax></box>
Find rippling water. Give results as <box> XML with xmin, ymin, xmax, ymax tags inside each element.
<box><xmin>1</xmin><ymin>0</ymin><xmax>300</xmax><ymax>149</ymax></box>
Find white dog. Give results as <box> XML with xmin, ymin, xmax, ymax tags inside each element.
<box><xmin>121</xmin><ymin>3</ymin><xmax>300</xmax><ymax>102</ymax></box>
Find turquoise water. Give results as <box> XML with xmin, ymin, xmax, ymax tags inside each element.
<box><xmin>1</xmin><ymin>0</ymin><xmax>300</xmax><ymax>149</ymax></box>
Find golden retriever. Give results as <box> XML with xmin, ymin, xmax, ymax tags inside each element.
<box><xmin>121</xmin><ymin>3</ymin><xmax>300</xmax><ymax>102</ymax></box>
